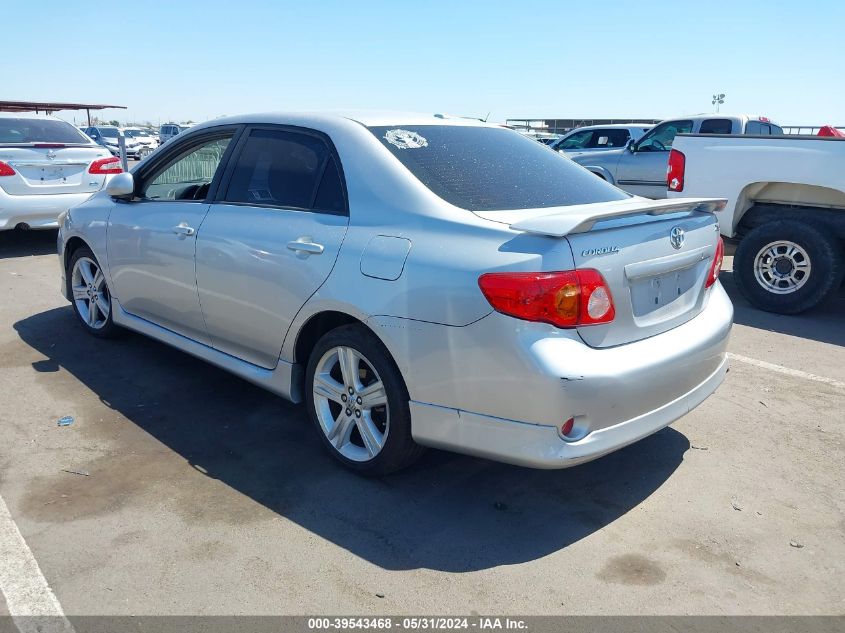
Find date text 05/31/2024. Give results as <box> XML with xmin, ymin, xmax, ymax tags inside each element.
<box><xmin>307</xmin><ymin>617</ymin><xmax>528</xmax><ymax>630</ymax></box>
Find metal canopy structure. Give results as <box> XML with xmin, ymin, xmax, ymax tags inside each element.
<box><xmin>0</xmin><ymin>100</ymin><xmax>126</xmax><ymax>125</ymax></box>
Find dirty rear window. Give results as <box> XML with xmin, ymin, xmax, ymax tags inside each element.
<box><xmin>369</xmin><ymin>125</ymin><xmax>629</xmax><ymax>211</ymax></box>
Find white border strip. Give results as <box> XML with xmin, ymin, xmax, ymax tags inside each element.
<box><xmin>728</xmin><ymin>352</ymin><xmax>845</xmax><ymax>391</ymax></box>
<box><xmin>0</xmin><ymin>494</ymin><xmax>74</xmax><ymax>633</ymax></box>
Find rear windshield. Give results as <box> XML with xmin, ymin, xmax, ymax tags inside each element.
<box><xmin>369</xmin><ymin>125</ymin><xmax>629</xmax><ymax>211</ymax></box>
<box><xmin>0</xmin><ymin>118</ymin><xmax>92</xmax><ymax>144</ymax></box>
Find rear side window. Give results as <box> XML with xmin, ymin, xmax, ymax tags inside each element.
<box><xmin>590</xmin><ymin>129</ymin><xmax>630</xmax><ymax>147</ymax></box>
<box><xmin>370</xmin><ymin>125</ymin><xmax>628</xmax><ymax>212</ymax></box>
<box><xmin>224</xmin><ymin>128</ymin><xmax>344</xmax><ymax>213</ymax></box>
<box><xmin>700</xmin><ymin>119</ymin><xmax>733</xmax><ymax>134</ymax></box>
<box><xmin>0</xmin><ymin>118</ymin><xmax>91</xmax><ymax>144</ymax></box>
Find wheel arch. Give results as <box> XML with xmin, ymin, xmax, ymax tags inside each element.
<box><xmin>63</xmin><ymin>236</ymin><xmax>92</xmax><ymax>272</ymax></box>
<box><xmin>292</xmin><ymin>310</ymin><xmax>372</xmax><ymax>366</ymax></box>
<box><xmin>734</xmin><ymin>182</ymin><xmax>845</xmax><ymax>237</ymax></box>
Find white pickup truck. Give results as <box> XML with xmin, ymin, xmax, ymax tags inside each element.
<box><xmin>667</xmin><ymin>133</ymin><xmax>845</xmax><ymax>314</ymax></box>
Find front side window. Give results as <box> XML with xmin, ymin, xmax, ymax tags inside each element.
<box><xmin>0</xmin><ymin>118</ymin><xmax>92</xmax><ymax>144</ymax></box>
<box><xmin>142</xmin><ymin>136</ymin><xmax>232</xmax><ymax>201</ymax></box>
<box><xmin>224</xmin><ymin>128</ymin><xmax>344</xmax><ymax>213</ymax></box>
<box><xmin>635</xmin><ymin>120</ymin><xmax>693</xmax><ymax>152</ymax></box>
<box><xmin>370</xmin><ymin>125</ymin><xmax>629</xmax><ymax>212</ymax></box>
<box><xmin>557</xmin><ymin>129</ymin><xmax>593</xmax><ymax>150</ymax></box>
<box><xmin>699</xmin><ymin>119</ymin><xmax>732</xmax><ymax>134</ymax></box>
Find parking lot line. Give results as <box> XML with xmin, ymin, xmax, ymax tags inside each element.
<box><xmin>728</xmin><ymin>352</ymin><xmax>845</xmax><ymax>391</ymax></box>
<box><xmin>0</xmin><ymin>494</ymin><xmax>74</xmax><ymax>633</ymax></box>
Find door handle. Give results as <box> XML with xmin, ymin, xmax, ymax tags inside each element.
<box><xmin>172</xmin><ymin>223</ymin><xmax>196</xmax><ymax>237</ymax></box>
<box><xmin>287</xmin><ymin>237</ymin><xmax>324</xmax><ymax>257</ymax></box>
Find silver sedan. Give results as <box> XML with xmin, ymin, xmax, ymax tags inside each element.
<box><xmin>58</xmin><ymin>112</ymin><xmax>732</xmax><ymax>475</ymax></box>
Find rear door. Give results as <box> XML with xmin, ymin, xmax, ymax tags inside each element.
<box><xmin>106</xmin><ymin>128</ymin><xmax>238</xmax><ymax>343</ymax></box>
<box><xmin>196</xmin><ymin>126</ymin><xmax>350</xmax><ymax>369</ymax></box>
<box><xmin>616</xmin><ymin>119</ymin><xmax>693</xmax><ymax>199</ymax></box>
<box><xmin>0</xmin><ymin>117</ymin><xmax>110</xmax><ymax>196</ymax></box>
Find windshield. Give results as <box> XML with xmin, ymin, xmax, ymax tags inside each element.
<box><xmin>0</xmin><ymin>117</ymin><xmax>92</xmax><ymax>144</ymax></box>
<box><xmin>370</xmin><ymin>125</ymin><xmax>629</xmax><ymax>212</ymax></box>
<box><xmin>100</xmin><ymin>127</ymin><xmax>119</xmax><ymax>138</ymax></box>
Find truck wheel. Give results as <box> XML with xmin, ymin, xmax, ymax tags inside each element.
<box><xmin>734</xmin><ymin>221</ymin><xmax>844</xmax><ymax>314</ymax></box>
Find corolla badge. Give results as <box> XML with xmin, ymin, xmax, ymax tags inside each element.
<box><xmin>669</xmin><ymin>226</ymin><xmax>685</xmax><ymax>250</ymax></box>
<box><xmin>581</xmin><ymin>245</ymin><xmax>620</xmax><ymax>256</ymax></box>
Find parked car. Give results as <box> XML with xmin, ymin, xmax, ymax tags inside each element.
<box><xmin>58</xmin><ymin>112</ymin><xmax>731</xmax><ymax>474</ymax></box>
<box><xmin>159</xmin><ymin>123</ymin><xmax>190</xmax><ymax>145</ymax></box>
<box><xmin>571</xmin><ymin>115</ymin><xmax>783</xmax><ymax>199</ymax></box>
<box><xmin>122</xmin><ymin>127</ymin><xmax>159</xmax><ymax>156</ymax></box>
<box><xmin>550</xmin><ymin>124</ymin><xmax>651</xmax><ymax>155</ymax></box>
<box><xmin>0</xmin><ymin>113</ymin><xmax>120</xmax><ymax>231</ymax></box>
<box><xmin>669</xmin><ymin>132</ymin><xmax>845</xmax><ymax>314</ymax></box>
<box><xmin>83</xmin><ymin>126</ymin><xmax>144</xmax><ymax>160</ymax></box>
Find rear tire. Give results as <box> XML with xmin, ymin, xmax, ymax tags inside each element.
<box><xmin>304</xmin><ymin>324</ymin><xmax>424</xmax><ymax>476</ymax></box>
<box><xmin>734</xmin><ymin>220</ymin><xmax>844</xmax><ymax>314</ymax></box>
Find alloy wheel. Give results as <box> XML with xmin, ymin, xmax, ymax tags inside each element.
<box><xmin>753</xmin><ymin>240</ymin><xmax>812</xmax><ymax>294</ymax></box>
<box><xmin>312</xmin><ymin>346</ymin><xmax>389</xmax><ymax>462</ymax></box>
<box><xmin>71</xmin><ymin>256</ymin><xmax>111</xmax><ymax>329</ymax></box>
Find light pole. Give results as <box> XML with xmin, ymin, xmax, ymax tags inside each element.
<box><xmin>712</xmin><ymin>93</ymin><xmax>725</xmax><ymax>112</ymax></box>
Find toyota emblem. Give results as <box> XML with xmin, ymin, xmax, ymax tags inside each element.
<box><xmin>669</xmin><ymin>226</ymin><xmax>685</xmax><ymax>250</ymax></box>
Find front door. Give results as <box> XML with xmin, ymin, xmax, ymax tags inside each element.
<box><xmin>615</xmin><ymin>119</ymin><xmax>693</xmax><ymax>199</ymax></box>
<box><xmin>106</xmin><ymin>131</ymin><xmax>236</xmax><ymax>343</ymax></box>
<box><xmin>196</xmin><ymin>127</ymin><xmax>350</xmax><ymax>368</ymax></box>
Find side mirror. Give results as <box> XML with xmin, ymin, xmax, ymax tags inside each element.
<box><xmin>106</xmin><ymin>172</ymin><xmax>135</xmax><ymax>198</ymax></box>
<box><xmin>626</xmin><ymin>139</ymin><xmax>637</xmax><ymax>153</ymax></box>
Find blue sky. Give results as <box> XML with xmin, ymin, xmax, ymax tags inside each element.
<box><xmin>5</xmin><ymin>0</ymin><xmax>844</xmax><ymax>126</ymax></box>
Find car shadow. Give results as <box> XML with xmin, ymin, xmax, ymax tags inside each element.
<box><xmin>0</xmin><ymin>229</ymin><xmax>58</xmax><ymax>259</ymax></box>
<box><xmin>14</xmin><ymin>307</ymin><xmax>688</xmax><ymax>572</ymax></box>
<box><xmin>719</xmin><ymin>269</ymin><xmax>845</xmax><ymax>347</ymax></box>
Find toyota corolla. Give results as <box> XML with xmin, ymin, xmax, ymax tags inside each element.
<box><xmin>57</xmin><ymin>112</ymin><xmax>732</xmax><ymax>475</ymax></box>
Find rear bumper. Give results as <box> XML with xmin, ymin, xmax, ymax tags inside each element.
<box><xmin>411</xmin><ymin>354</ymin><xmax>727</xmax><ymax>468</ymax></box>
<box><xmin>0</xmin><ymin>189</ymin><xmax>98</xmax><ymax>231</ymax></box>
<box><xmin>400</xmin><ymin>282</ymin><xmax>733</xmax><ymax>469</ymax></box>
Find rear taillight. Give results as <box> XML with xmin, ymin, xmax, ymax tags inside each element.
<box><xmin>477</xmin><ymin>269</ymin><xmax>615</xmax><ymax>328</ymax></box>
<box><xmin>88</xmin><ymin>157</ymin><xmax>123</xmax><ymax>175</ymax></box>
<box><xmin>706</xmin><ymin>237</ymin><xmax>724</xmax><ymax>288</ymax></box>
<box><xmin>0</xmin><ymin>161</ymin><xmax>15</xmax><ymax>177</ymax></box>
<box><xmin>667</xmin><ymin>149</ymin><xmax>685</xmax><ymax>192</ymax></box>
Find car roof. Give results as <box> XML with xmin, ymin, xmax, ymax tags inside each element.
<box><xmin>567</xmin><ymin>123</ymin><xmax>652</xmax><ymax>131</ymax></box>
<box><xmin>189</xmin><ymin>111</ymin><xmax>495</xmax><ymax>132</ymax></box>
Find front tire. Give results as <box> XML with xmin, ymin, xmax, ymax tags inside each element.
<box><xmin>304</xmin><ymin>324</ymin><xmax>424</xmax><ymax>475</ymax></box>
<box><xmin>67</xmin><ymin>246</ymin><xmax>120</xmax><ymax>338</ymax></box>
<box><xmin>734</xmin><ymin>220</ymin><xmax>844</xmax><ymax>314</ymax></box>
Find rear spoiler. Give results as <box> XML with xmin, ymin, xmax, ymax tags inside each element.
<box><xmin>509</xmin><ymin>198</ymin><xmax>727</xmax><ymax>237</ymax></box>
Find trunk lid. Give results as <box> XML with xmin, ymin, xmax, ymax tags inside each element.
<box><xmin>485</xmin><ymin>198</ymin><xmax>725</xmax><ymax>348</ymax></box>
<box><xmin>0</xmin><ymin>145</ymin><xmax>111</xmax><ymax>196</ymax></box>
